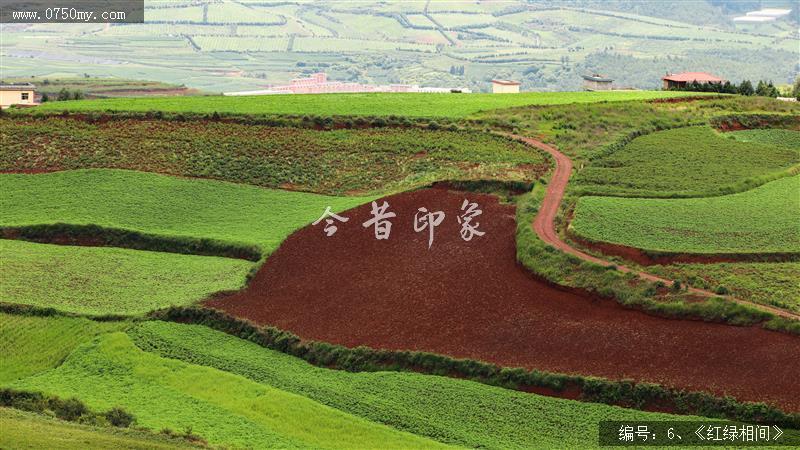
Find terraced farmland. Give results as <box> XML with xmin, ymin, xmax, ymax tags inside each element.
<box><xmin>129</xmin><ymin>320</ymin><xmax>708</xmax><ymax>449</ymax></box>
<box><xmin>27</xmin><ymin>90</ymin><xmax>713</xmax><ymax>118</ymax></box>
<box><xmin>9</xmin><ymin>332</ymin><xmax>452</xmax><ymax>449</ymax></box>
<box><xmin>0</xmin><ymin>240</ymin><xmax>252</xmax><ymax>316</ymax></box>
<box><xmin>575</xmin><ymin>126</ymin><xmax>800</xmax><ymax>197</ymax></box>
<box><xmin>571</xmin><ymin>176</ymin><xmax>800</xmax><ymax>255</ymax></box>
<box><xmin>1</xmin><ymin>169</ymin><xmax>370</xmax><ymax>252</ymax></box>
<box><xmin>0</xmin><ymin>313</ymin><xmax>128</xmax><ymax>384</ymax></box>
<box><xmin>1</xmin><ymin>117</ymin><xmax>543</xmax><ymax>194</ymax></box>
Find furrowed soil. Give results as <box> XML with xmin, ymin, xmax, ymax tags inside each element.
<box><xmin>205</xmin><ymin>188</ymin><xmax>800</xmax><ymax>412</ymax></box>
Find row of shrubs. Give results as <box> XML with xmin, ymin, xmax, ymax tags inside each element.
<box><xmin>514</xmin><ymin>187</ymin><xmax>800</xmax><ymax>335</ymax></box>
<box><xmin>710</xmin><ymin>113</ymin><xmax>800</xmax><ymax>132</ymax></box>
<box><xmin>11</xmin><ymin>108</ymin><xmax>464</xmax><ymax>132</ymax></box>
<box><xmin>148</xmin><ymin>305</ymin><xmax>800</xmax><ymax>427</ymax></box>
<box><xmin>1</xmin><ymin>223</ymin><xmax>262</xmax><ymax>262</ymax></box>
<box><xmin>0</xmin><ymin>388</ymin><xmax>134</xmax><ymax>428</ymax></box>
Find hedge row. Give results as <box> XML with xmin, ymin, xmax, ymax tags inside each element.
<box><xmin>148</xmin><ymin>305</ymin><xmax>800</xmax><ymax>428</ymax></box>
<box><xmin>710</xmin><ymin>113</ymin><xmax>800</xmax><ymax>131</ymax></box>
<box><xmin>0</xmin><ymin>388</ymin><xmax>135</xmax><ymax>428</ymax></box>
<box><xmin>1</xmin><ymin>223</ymin><xmax>262</xmax><ymax>261</ymax></box>
<box><xmin>13</xmin><ymin>108</ymin><xmax>465</xmax><ymax>132</ymax></box>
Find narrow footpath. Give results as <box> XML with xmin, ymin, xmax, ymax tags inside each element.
<box><xmin>510</xmin><ymin>134</ymin><xmax>800</xmax><ymax>320</ymax></box>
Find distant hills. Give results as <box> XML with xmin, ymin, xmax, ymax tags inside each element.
<box><xmin>1</xmin><ymin>0</ymin><xmax>796</xmax><ymax>92</ymax></box>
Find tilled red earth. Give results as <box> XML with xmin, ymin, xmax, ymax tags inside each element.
<box><xmin>206</xmin><ymin>188</ymin><xmax>800</xmax><ymax>412</ymax></box>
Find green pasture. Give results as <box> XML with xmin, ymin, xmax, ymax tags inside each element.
<box><xmin>1</xmin><ymin>117</ymin><xmax>542</xmax><ymax>194</ymax></box>
<box><xmin>650</xmin><ymin>262</ymin><xmax>800</xmax><ymax>313</ymax></box>
<box><xmin>27</xmin><ymin>90</ymin><xmax>712</xmax><ymax>118</ymax></box>
<box><xmin>0</xmin><ymin>313</ymin><xmax>128</xmax><ymax>384</ymax></box>
<box><xmin>9</xmin><ymin>332</ymin><xmax>450</xmax><ymax>449</ymax></box>
<box><xmin>0</xmin><ymin>240</ymin><xmax>252</xmax><ymax>316</ymax></box>
<box><xmin>0</xmin><ymin>169</ymin><xmax>369</xmax><ymax>252</ymax></box>
<box><xmin>571</xmin><ymin>176</ymin><xmax>800</xmax><ymax>254</ymax></box>
<box><xmin>0</xmin><ymin>408</ymin><xmax>199</xmax><ymax>450</ymax></box>
<box><xmin>575</xmin><ymin>127</ymin><xmax>799</xmax><ymax>197</ymax></box>
<box><xmin>129</xmin><ymin>320</ymin><xmax>705</xmax><ymax>449</ymax></box>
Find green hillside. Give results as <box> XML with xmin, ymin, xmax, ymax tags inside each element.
<box><xmin>10</xmin><ymin>332</ymin><xmax>452</xmax><ymax>449</ymax></box>
<box><xmin>571</xmin><ymin>176</ymin><xmax>800</xmax><ymax>254</ymax></box>
<box><xmin>0</xmin><ymin>240</ymin><xmax>252</xmax><ymax>316</ymax></box>
<box><xmin>0</xmin><ymin>169</ymin><xmax>370</xmax><ymax>251</ymax></box>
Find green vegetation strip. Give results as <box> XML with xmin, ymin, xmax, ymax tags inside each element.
<box><xmin>0</xmin><ymin>312</ymin><xmax>127</xmax><ymax>384</ymax></box>
<box><xmin>0</xmin><ymin>240</ymin><xmax>252</xmax><ymax>316</ymax></box>
<box><xmin>0</xmin><ymin>169</ymin><xmax>370</xmax><ymax>253</ymax></box>
<box><xmin>9</xmin><ymin>332</ymin><xmax>450</xmax><ymax>449</ymax></box>
<box><xmin>1</xmin><ymin>116</ymin><xmax>543</xmax><ymax>194</ymax></box>
<box><xmin>129</xmin><ymin>320</ymin><xmax>712</xmax><ymax>449</ymax></box>
<box><xmin>25</xmin><ymin>91</ymin><xmax>713</xmax><ymax>118</ymax></box>
<box><xmin>575</xmin><ymin>127</ymin><xmax>799</xmax><ymax>197</ymax></box>
<box><xmin>650</xmin><ymin>262</ymin><xmax>800</xmax><ymax>314</ymax></box>
<box><xmin>0</xmin><ymin>408</ymin><xmax>198</xmax><ymax>450</ymax></box>
<box><xmin>572</xmin><ymin>176</ymin><xmax>800</xmax><ymax>255</ymax></box>
<box><xmin>148</xmin><ymin>306</ymin><xmax>800</xmax><ymax>427</ymax></box>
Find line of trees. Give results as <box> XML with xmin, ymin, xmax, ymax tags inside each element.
<box><xmin>41</xmin><ymin>88</ymin><xmax>84</xmax><ymax>102</ymax></box>
<box><xmin>669</xmin><ymin>79</ymin><xmax>780</xmax><ymax>97</ymax></box>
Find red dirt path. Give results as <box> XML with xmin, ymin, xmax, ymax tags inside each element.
<box><xmin>511</xmin><ymin>134</ymin><xmax>800</xmax><ymax>320</ymax></box>
<box><xmin>205</xmin><ymin>187</ymin><xmax>800</xmax><ymax>412</ymax></box>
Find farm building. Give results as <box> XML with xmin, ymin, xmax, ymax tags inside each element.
<box><xmin>0</xmin><ymin>83</ymin><xmax>36</xmax><ymax>109</ymax></box>
<box><xmin>581</xmin><ymin>74</ymin><xmax>614</xmax><ymax>91</ymax></box>
<box><xmin>491</xmin><ymin>79</ymin><xmax>520</xmax><ymax>94</ymax></box>
<box><xmin>662</xmin><ymin>72</ymin><xmax>724</xmax><ymax>90</ymax></box>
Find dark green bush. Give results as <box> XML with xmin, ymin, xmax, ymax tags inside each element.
<box><xmin>105</xmin><ymin>406</ymin><xmax>135</xmax><ymax>427</ymax></box>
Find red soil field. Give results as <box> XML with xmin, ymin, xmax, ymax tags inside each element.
<box><xmin>206</xmin><ymin>187</ymin><xmax>800</xmax><ymax>412</ymax></box>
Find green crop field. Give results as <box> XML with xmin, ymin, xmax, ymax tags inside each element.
<box><xmin>650</xmin><ymin>262</ymin><xmax>800</xmax><ymax>313</ymax></box>
<box><xmin>9</xmin><ymin>332</ymin><xmax>450</xmax><ymax>449</ymax></box>
<box><xmin>727</xmin><ymin>129</ymin><xmax>800</xmax><ymax>149</ymax></box>
<box><xmin>127</xmin><ymin>320</ymin><xmax>706</xmax><ymax>448</ymax></box>
<box><xmin>0</xmin><ymin>240</ymin><xmax>252</xmax><ymax>316</ymax></box>
<box><xmin>0</xmin><ymin>313</ymin><xmax>128</xmax><ymax>384</ymax></box>
<box><xmin>1</xmin><ymin>117</ymin><xmax>543</xmax><ymax>194</ymax></box>
<box><xmin>571</xmin><ymin>176</ymin><xmax>800</xmax><ymax>255</ymax></box>
<box><xmin>575</xmin><ymin>126</ymin><xmax>800</xmax><ymax>197</ymax></box>
<box><xmin>27</xmin><ymin>90</ymin><xmax>712</xmax><ymax>118</ymax></box>
<box><xmin>1</xmin><ymin>169</ymin><xmax>370</xmax><ymax>252</ymax></box>
<box><xmin>0</xmin><ymin>408</ymin><xmax>200</xmax><ymax>450</ymax></box>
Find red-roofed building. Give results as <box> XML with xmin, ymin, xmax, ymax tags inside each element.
<box><xmin>662</xmin><ymin>72</ymin><xmax>724</xmax><ymax>90</ymax></box>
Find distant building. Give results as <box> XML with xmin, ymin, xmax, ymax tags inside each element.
<box><xmin>0</xmin><ymin>83</ymin><xmax>36</xmax><ymax>108</ymax></box>
<box><xmin>581</xmin><ymin>74</ymin><xmax>613</xmax><ymax>91</ymax></box>
<box><xmin>223</xmin><ymin>72</ymin><xmax>470</xmax><ymax>96</ymax></box>
<box><xmin>661</xmin><ymin>72</ymin><xmax>724</xmax><ymax>90</ymax></box>
<box><xmin>491</xmin><ymin>79</ymin><xmax>520</xmax><ymax>94</ymax></box>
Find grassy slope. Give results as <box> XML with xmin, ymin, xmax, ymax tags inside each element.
<box><xmin>0</xmin><ymin>169</ymin><xmax>370</xmax><ymax>252</ymax></box>
<box><xmin>1</xmin><ymin>117</ymin><xmax>542</xmax><ymax>194</ymax></box>
<box><xmin>27</xmin><ymin>91</ymin><xmax>711</xmax><ymax>118</ymax></box>
<box><xmin>575</xmin><ymin>126</ymin><xmax>799</xmax><ymax>197</ymax></box>
<box><xmin>650</xmin><ymin>262</ymin><xmax>800</xmax><ymax>313</ymax></box>
<box><xmin>0</xmin><ymin>313</ymin><xmax>127</xmax><ymax>384</ymax></box>
<box><xmin>0</xmin><ymin>240</ymin><xmax>252</xmax><ymax>315</ymax></box>
<box><xmin>9</xmin><ymin>332</ymin><xmax>450</xmax><ymax>450</ymax></box>
<box><xmin>129</xmin><ymin>321</ymin><xmax>705</xmax><ymax>449</ymax></box>
<box><xmin>571</xmin><ymin>176</ymin><xmax>800</xmax><ymax>254</ymax></box>
<box><xmin>0</xmin><ymin>408</ymin><xmax>200</xmax><ymax>450</ymax></box>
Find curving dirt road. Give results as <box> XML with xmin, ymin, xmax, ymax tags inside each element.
<box><xmin>509</xmin><ymin>134</ymin><xmax>800</xmax><ymax>320</ymax></box>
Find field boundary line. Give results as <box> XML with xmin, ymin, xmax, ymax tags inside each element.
<box><xmin>507</xmin><ymin>133</ymin><xmax>800</xmax><ymax>321</ymax></box>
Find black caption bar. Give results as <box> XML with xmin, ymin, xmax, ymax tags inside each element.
<box><xmin>599</xmin><ymin>421</ymin><xmax>799</xmax><ymax>446</ymax></box>
<box><xmin>1</xmin><ymin>0</ymin><xmax>144</xmax><ymax>23</ymax></box>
